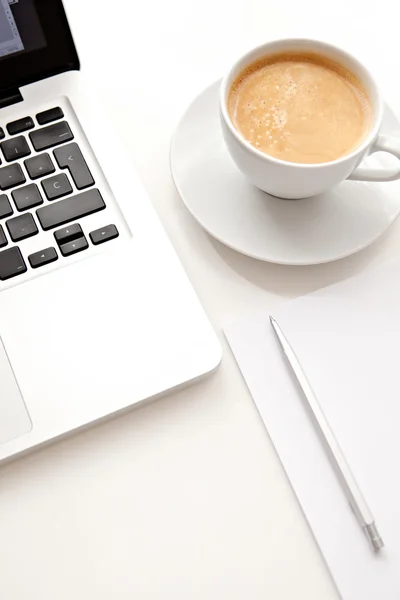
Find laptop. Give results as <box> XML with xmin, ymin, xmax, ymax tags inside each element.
<box><xmin>0</xmin><ymin>0</ymin><xmax>221</xmax><ymax>463</ymax></box>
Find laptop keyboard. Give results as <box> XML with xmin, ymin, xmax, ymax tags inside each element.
<box><xmin>0</xmin><ymin>107</ymin><xmax>119</xmax><ymax>281</ymax></box>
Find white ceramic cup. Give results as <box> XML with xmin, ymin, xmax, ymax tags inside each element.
<box><xmin>220</xmin><ymin>38</ymin><xmax>400</xmax><ymax>199</ymax></box>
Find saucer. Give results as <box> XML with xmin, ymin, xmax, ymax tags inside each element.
<box><xmin>170</xmin><ymin>80</ymin><xmax>400</xmax><ymax>265</ymax></box>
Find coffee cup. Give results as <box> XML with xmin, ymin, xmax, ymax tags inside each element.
<box><xmin>220</xmin><ymin>39</ymin><xmax>400</xmax><ymax>199</ymax></box>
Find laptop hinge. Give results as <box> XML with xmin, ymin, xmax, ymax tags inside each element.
<box><xmin>0</xmin><ymin>88</ymin><xmax>23</xmax><ymax>110</ymax></box>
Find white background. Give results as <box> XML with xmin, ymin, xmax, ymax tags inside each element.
<box><xmin>1</xmin><ymin>0</ymin><xmax>399</xmax><ymax>598</ymax></box>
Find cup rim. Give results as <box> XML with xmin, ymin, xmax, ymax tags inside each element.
<box><xmin>220</xmin><ymin>38</ymin><xmax>383</xmax><ymax>169</ymax></box>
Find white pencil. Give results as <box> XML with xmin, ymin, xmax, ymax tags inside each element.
<box><xmin>270</xmin><ymin>315</ymin><xmax>384</xmax><ymax>552</ymax></box>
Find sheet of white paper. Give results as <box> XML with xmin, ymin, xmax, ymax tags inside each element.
<box><xmin>225</xmin><ymin>260</ymin><xmax>400</xmax><ymax>600</ymax></box>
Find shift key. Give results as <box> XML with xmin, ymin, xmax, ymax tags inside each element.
<box><xmin>36</xmin><ymin>189</ymin><xmax>105</xmax><ymax>230</ymax></box>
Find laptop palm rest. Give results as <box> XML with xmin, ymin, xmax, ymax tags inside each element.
<box><xmin>0</xmin><ymin>336</ymin><xmax>32</xmax><ymax>445</ymax></box>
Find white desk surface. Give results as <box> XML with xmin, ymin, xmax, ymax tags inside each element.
<box><xmin>1</xmin><ymin>1</ymin><xmax>399</xmax><ymax>598</ymax></box>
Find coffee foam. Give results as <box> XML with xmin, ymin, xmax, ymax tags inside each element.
<box><xmin>228</xmin><ymin>52</ymin><xmax>373</xmax><ymax>164</ymax></box>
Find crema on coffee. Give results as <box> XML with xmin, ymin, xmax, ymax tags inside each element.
<box><xmin>228</xmin><ymin>52</ymin><xmax>373</xmax><ymax>164</ymax></box>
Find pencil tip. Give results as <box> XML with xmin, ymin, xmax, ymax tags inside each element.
<box><xmin>365</xmin><ymin>523</ymin><xmax>384</xmax><ymax>551</ymax></box>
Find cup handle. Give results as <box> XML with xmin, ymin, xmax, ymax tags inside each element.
<box><xmin>348</xmin><ymin>135</ymin><xmax>400</xmax><ymax>182</ymax></box>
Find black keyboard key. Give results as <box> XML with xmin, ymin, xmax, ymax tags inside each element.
<box><xmin>37</xmin><ymin>189</ymin><xmax>105</xmax><ymax>231</ymax></box>
<box><xmin>6</xmin><ymin>213</ymin><xmax>38</xmax><ymax>242</ymax></box>
<box><xmin>0</xmin><ymin>225</ymin><xmax>7</xmax><ymax>248</ymax></box>
<box><xmin>0</xmin><ymin>164</ymin><xmax>26</xmax><ymax>190</ymax></box>
<box><xmin>1</xmin><ymin>136</ymin><xmax>31</xmax><ymax>162</ymax></box>
<box><xmin>7</xmin><ymin>117</ymin><xmax>34</xmax><ymax>136</ymax></box>
<box><xmin>41</xmin><ymin>173</ymin><xmax>72</xmax><ymax>200</ymax></box>
<box><xmin>24</xmin><ymin>153</ymin><xmax>55</xmax><ymax>180</ymax></box>
<box><xmin>54</xmin><ymin>143</ymin><xmax>94</xmax><ymax>190</ymax></box>
<box><xmin>60</xmin><ymin>235</ymin><xmax>88</xmax><ymax>257</ymax></box>
<box><xmin>12</xmin><ymin>184</ymin><xmax>43</xmax><ymax>212</ymax></box>
<box><xmin>0</xmin><ymin>246</ymin><xmax>26</xmax><ymax>280</ymax></box>
<box><xmin>0</xmin><ymin>128</ymin><xmax>5</xmax><ymax>140</ymax></box>
<box><xmin>0</xmin><ymin>195</ymin><xmax>13</xmax><ymax>219</ymax></box>
<box><xmin>28</xmin><ymin>247</ymin><xmax>58</xmax><ymax>269</ymax></box>
<box><xmin>90</xmin><ymin>224</ymin><xmax>119</xmax><ymax>245</ymax></box>
<box><xmin>30</xmin><ymin>121</ymin><xmax>73</xmax><ymax>152</ymax></box>
<box><xmin>36</xmin><ymin>107</ymin><xmax>64</xmax><ymax>126</ymax></box>
<box><xmin>54</xmin><ymin>223</ymin><xmax>83</xmax><ymax>246</ymax></box>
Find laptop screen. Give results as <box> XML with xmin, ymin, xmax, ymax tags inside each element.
<box><xmin>0</xmin><ymin>0</ymin><xmax>46</xmax><ymax>60</ymax></box>
<box><xmin>0</xmin><ymin>0</ymin><xmax>78</xmax><ymax>97</ymax></box>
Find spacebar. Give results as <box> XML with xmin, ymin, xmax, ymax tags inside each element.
<box><xmin>36</xmin><ymin>189</ymin><xmax>105</xmax><ymax>230</ymax></box>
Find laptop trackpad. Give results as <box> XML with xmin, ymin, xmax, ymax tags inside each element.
<box><xmin>0</xmin><ymin>336</ymin><xmax>32</xmax><ymax>445</ymax></box>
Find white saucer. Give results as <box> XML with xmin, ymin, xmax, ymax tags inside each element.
<box><xmin>170</xmin><ymin>80</ymin><xmax>400</xmax><ymax>265</ymax></box>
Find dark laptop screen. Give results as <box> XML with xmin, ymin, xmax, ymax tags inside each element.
<box><xmin>0</xmin><ymin>0</ymin><xmax>78</xmax><ymax>96</ymax></box>
<box><xmin>0</xmin><ymin>0</ymin><xmax>46</xmax><ymax>60</ymax></box>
